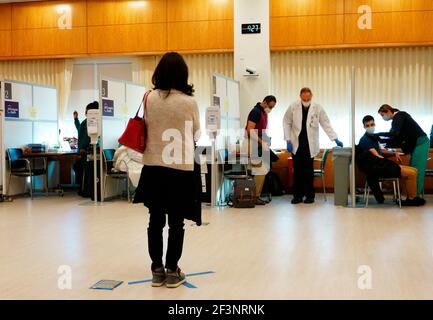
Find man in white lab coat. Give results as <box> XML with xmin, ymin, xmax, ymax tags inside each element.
<box><xmin>283</xmin><ymin>88</ymin><xmax>343</xmax><ymax>204</ymax></box>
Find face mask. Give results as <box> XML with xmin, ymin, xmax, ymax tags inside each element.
<box><xmin>366</xmin><ymin>126</ymin><xmax>375</xmax><ymax>135</ymax></box>
<box><xmin>264</xmin><ymin>108</ymin><xmax>271</xmax><ymax>114</ymax></box>
<box><xmin>382</xmin><ymin>115</ymin><xmax>391</xmax><ymax>121</ymax></box>
<box><xmin>302</xmin><ymin>100</ymin><xmax>311</xmax><ymax>107</ymax></box>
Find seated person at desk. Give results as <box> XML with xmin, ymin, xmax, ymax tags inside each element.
<box><xmin>77</xmin><ymin>101</ymin><xmax>99</xmax><ymax>198</ymax></box>
<box><xmin>357</xmin><ymin>115</ymin><xmax>425</xmax><ymax>206</ymax></box>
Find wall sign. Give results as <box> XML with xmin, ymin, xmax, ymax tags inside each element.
<box><xmin>5</xmin><ymin>101</ymin><xmax>19</xmax><ymax>118</ymax></box>
<box><xmin>101</xmin><ymin>80</ymin><xmax>108</xmax><ymax>98</ymax></box>
<box><xmin>4</xmin><ymin>82</ymin><xmax>12</xmax><ymax>100</ymax></box>
<box><xmin>242</xmin><ymin>23</ymin><xmax>261</xmax><ymax>34</ymax></box>
<box><xmin>102</xmin><ymin>99</ymin><xmax>114</xmax><ymax>117</ymax></box>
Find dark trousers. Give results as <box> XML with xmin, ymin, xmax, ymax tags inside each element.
<box><xmin>366</xmin><ymin>175</ymin><xmax>385</xmax><ymax>202</ymax></box>
<box><xmin>72</xmin><ymin>159</ymin><xmax>83</xmax><ymax>188</ymax></box>
<box><xmin>148</xmin><ymin>211</ymin><xmax>185</xmax><ymax>271</ymax></box>
<box><xmin>292</xmin><ymin>152</ymin><xmax>315</xmax><ymax>199</ymax></box>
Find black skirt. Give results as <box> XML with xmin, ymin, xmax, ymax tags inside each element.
<box><xmin>133</xmin><ymin>164</ymin><xmax>202</xmax><ymax>226</ymax></box>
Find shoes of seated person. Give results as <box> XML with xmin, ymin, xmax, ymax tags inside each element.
<box><xmin>291</xmin><ymin>198</ymin><xmax>303</xmax><ymax>204</ymax></box>
<box><xmin>304</xmin><ymin>198</ymin><xmax>315</xmax><ymax>204</ymax></box>
<box><xmin>260</xmin><ymin>197</ymin><xmax>270</xmax><ymax>204</ymax></box>
<box><xmin>255</xmin><ymin>198</ymin><xmax>267</xmax><ymax>206</ymax></box>
<box><xmin>417</xmin><ymin>197</ymin><xmax>427</xmax><ymax>206</ymax></box>
<box><xmin>375</xmin><ymin>196</ymin><xmax>385</xmax><ymax>204</ymax></box>
<box><xmin>401</xmin><ymin>197</ymin><xmax>426</xmax><ymax>207</ymax></box>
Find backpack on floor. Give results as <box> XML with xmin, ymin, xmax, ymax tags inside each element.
<box><xmin>228</xmin><ymin>179</ymin><xmax>256</xmax><ymax>208</ymax></box>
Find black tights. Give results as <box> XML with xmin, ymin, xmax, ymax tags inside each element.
<box><xmin>147</xmin><ymin>211</ymin><xmax>185</xmax><ymax>271</ymax></box>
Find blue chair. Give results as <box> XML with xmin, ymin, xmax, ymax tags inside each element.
<box><xmin>314</xmin><ymin>149</ymin><xmax>330</xmax><ymax>201</ymax></box>
<box><xmin>7</xmin><ymin>148</ymin><xmax>48</xmax><ymax>199</ymax></box>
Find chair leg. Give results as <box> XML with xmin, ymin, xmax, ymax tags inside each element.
<box><xmin>126</xmin><ymin>177</ymin><xmax>130</xmax><ymax>202</ymax></box>
<box><xmin>7</xmin><ymin>173</ymin><xmax>12</xmax><ymax>196</ymax></box>
<box><xmin>392</xmin><ymin>181</ymin><xmax>397</xmax><ymax>202</ymax></box>
<box><xmin>365</xmin><ymin>186</ymin><xmax>370</xmax><ymax>207</ymax></box>
<box><xmin>363</xmin><ymin>181</ymin><xmax>368</xmax><ymax>202</ymax></box>
<box><xmin>45</xmin><ymin>173</ymin><xmax>49</xmax><ymax>196</ymax></box>
<box><xmin>30</xmin><ymin>175</ymin><xmax>33</xmax><ymax>199</ymax></box>
<box><xmin>103</xmin><ymin>175</ymin><xmax>107</xmax><ymax>201</ymax></box>
<box><xmin>322</xmin><ymin>175</ymin><xmax>327</xmax><ymax>202</ymax></box>
<box><xmin>396</xmin><ymin>180</ymin><xmax>402</xmax><ymax>209</ymax></box>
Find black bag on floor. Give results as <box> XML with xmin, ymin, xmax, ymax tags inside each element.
<box><xmin>261</xmin><ymin>171</ymin><xmax>283</xmax><ymax>197</ymax></box>
<box><xmin>228</xmin><ymin>179</ymin><xmax>256</xmax><ymax>208</ymax></box>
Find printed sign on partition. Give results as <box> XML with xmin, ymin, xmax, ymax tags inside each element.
<box><xmin>4</xmin><ymin>83</ymin><xmax>12</xmax><ymax>100</ymax></box>
<box><xmin>5</xmin><ymin>101</ymin><xmax>19</xmax><ymax>118</ymax></box>
<box><xmin>102</xmin><ymin>99</ymin><xmax>114</xmax><ymax>117</ymax></box>
<box><xmin>213</xmin><ymin>95</ymin><xmax>221</xmax><ymax>107</ymax></box>
<box><xmin>101</xmin><ymin>80</ymin><xmax>108</xmax><ymax>98</ymax></box>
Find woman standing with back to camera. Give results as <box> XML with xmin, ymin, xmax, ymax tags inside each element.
<box><xmin>134</xmin><ymin>52</ymin><xmax>201</xmax><ymax>288</ymax></box>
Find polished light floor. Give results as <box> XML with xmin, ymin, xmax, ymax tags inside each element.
<box><xmin>1</xmin><ymin>194</ymin><xmax>433</xmax><ymax>300</ymax></box>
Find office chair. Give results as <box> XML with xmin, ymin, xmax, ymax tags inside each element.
<box><xmin>364</xmin><ymin>177</ymin><xmax>402</xmax><ymax>208</ymax></box>
<box><xmin>424</xmin><ymin>157</ymin><xmax>433</xmax><ymax>197</ymax></box>
<box><xmin>219</xmin><ymin>148</ymin><xmax>250</xmax><ymax>205</ymax></box>
<box><xmin>314</xmin><ymin>149</ymin><xmax>330</xmax><ymax>201</ymax></box>
<box><xmin>7</xmin><ymin>148</ymin><xmax>48</xmax><ymax>199</ymax></box>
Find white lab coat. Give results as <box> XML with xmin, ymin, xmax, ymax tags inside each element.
<box><xmin>283</xmin><ymin>100</ymin><xmax>338</xmax><ymax>157</ymax></box>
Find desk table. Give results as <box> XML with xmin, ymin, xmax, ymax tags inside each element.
<box><xmin>23</xmin><ymin>151</ymin><xmax>81</xmax><ymax>195</ymax></box>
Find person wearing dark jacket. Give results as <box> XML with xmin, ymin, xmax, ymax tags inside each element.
<box><xmin>76</xmin><ymin>102</ymin><xmax>99</xmax><ymax>198</ymax></box>
<box><xmin>378</xmin><ymin>104</ymin><xmax>430</xmax><ymax>197</ymax></box>
<box><xmin>357</xmin><ymin>115</ymin><xmax>425</xmax><ymax>206</ymax></box>
<box><xmin>133</xmin><ymin>52</ymin><xmax>201</xmax><ymax>289</ymax></box>
<box><xmin>430</xmin><ymin>124</ymin><xmax>433</xmax><ymax>148</ymax></box>
<box><xmin>72</xmin><ymin>111</ymin><xmax>83</xmax><ymax>192</ymax></box>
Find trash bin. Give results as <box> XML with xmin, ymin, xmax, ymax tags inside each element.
<box><xmin>332</xmin><ymin>147</ymin><xmax>352</xmax><ymax>206</ymax></box>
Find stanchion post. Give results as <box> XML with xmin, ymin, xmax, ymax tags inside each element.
<box><xmin>350</xmin><ymin>67</ymin><xmax>357</xmax><ymax>208</ymax></box>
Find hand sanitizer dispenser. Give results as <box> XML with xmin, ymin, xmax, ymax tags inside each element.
<box><xmin>86</xmin><ymin>109</ymin><xmax>100</xmax><ymax>145</ymax></box>
<box><xmin>206</xmin><ymin>106</ymin><xmax>221</xmax><ymax>139</ymax></box>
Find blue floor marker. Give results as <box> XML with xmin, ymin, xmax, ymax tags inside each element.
<box><xmin>128</xmin><ymin>271</ymin><xmax>215</xmax><ymax>288</ymax></box>
<box><xmin>182</xmin><ymin>282</ymin><xmax>197</xmax><ymax>289</ymax></box>
<box><xmin>186</xmin><ymin>271</ymin><xmax>215</xmax><ymax>277</ymax></box>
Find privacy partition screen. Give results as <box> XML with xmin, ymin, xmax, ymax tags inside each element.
<box><xmin>2</xmin><ymin>80</ymin><xmax>58</xmax><ymax>150</ymax></box>
<box><xmin>211</xmin><ymin>73</ymin><xmax>241</xmax><ymax>152</ymax></box>
<box><xmin>100</xmin><ymin>78</ymin><xmax>147</xmax><ymax>150</ymax></box>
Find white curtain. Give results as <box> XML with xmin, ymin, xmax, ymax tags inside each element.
<box><xmin>132</xmin><ymin>56</ymin><xmax>159</xmax><ymax>89</ymax></box>
<box><xmin>0</xmin><ymin>59</ymin><xmax>74</xmax><ymax>135</ymax></box>
<box><xmin>184</xmin><ymin>53</ymin><xmax>234</xmax><ymax>145</ymax></box>
<box><xmin>270</xmin><ymin>47</ymin><xmax>433</xmax><ymax>149</ymax></box>
<box><xmin>134</xmin><ymin>53</ymin><xmax>234</xmax><ymax>145</ymax></box>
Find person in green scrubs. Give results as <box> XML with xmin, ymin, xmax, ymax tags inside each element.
<box><xmin>378</xmin><ymin>104</ymin><xmax>430</xmax><ymax>197</ymax></box>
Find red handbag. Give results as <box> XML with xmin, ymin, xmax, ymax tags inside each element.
<box><xmin>118</xmin><ymin>90</ymin><xmax>151</xmax><ymax>154</ymax></box>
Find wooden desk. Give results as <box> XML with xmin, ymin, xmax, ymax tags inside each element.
<box><xmin>23</xmin><ymin>151</ymin><xmax>81</xmax><ymax>192</ymax></box>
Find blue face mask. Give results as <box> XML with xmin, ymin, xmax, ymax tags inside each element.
<box><xmin>366</xmin><ymin>126</ymin><xmax>375</xmax><ymax>135</ymax></box>
<box><xmin>382</xmin><ymin>115</ymin><xmax>392</xmax><ymax>121</ymax></box>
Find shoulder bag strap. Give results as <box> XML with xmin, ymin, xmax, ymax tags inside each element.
<box><xmin>135</xmin><ymin>90</ymin><xmax>152</xmax><ymax>118</ymax></box>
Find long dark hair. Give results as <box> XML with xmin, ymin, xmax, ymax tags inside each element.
<box><xmin>152</xmin><ymin>52</ymin><xmax>194</xmax><ymax>97</ymax></box>
<box><xmin>378</xmin><ymin>104</ymin><xmax>399</xmax><ymax>114</ymax></box>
